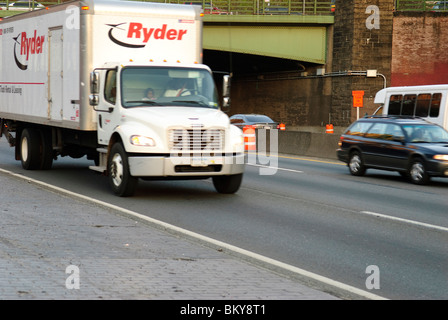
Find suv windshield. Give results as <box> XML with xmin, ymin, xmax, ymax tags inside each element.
<box><xmin>403</xmin><ymin>124</ymin><xmax>448</xmax><ymax>143</ymax></box>
<box><xmin>121</xmin><ymin>67</ymin><xmax>219</xmax><ymax>109</ymax></box>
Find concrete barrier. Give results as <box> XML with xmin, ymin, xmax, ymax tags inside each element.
<box><xmin>255</xmin><ymin>129</ymin><xmax>340</xmax><ymax>160</ymax></box>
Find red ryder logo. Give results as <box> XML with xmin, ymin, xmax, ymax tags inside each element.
<box><xmin>21</xmin><ymin>30</ymin><xmax>45</xmax><ymax>60</ymax></box>
<box><xmin>13</xmin><ymin>30</ymin><xmax>45</xmax><ymax>70</ymax></box>
<box><xmin>107</xmin><ymin>22</ymin><xmax>188</xmax><ymax>48</ymax></box>
<box><xmin>127</xmin><ymin>23</ymin><xmax>187</xmax><ymax>42</ymax></box>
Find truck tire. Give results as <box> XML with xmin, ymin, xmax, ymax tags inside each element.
<box><xmin>20</xmin><ymin>128</ymin><xmax>41</xmax><ymax>170</ymax></box>
<box><xmin>108</xmin><ymin>142</ymin><xmax>138</xmax><ymax>197</ymax></box>
<box><xmin>39</xmin><ymin>129</ymin><xmax>53</xmax><ymax>170</ymax></box>
<box><xmin>212</xmin><ymin>173</ymin><xmax>243</xmax><ymax>194</ymax></box>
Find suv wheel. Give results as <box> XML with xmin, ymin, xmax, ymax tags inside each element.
<box><xmin>408</xmin><ymin>159</ymin><xmax>430</xmax><ymax>185</ymax></box>
<box><xmin>348</xmin><ymin>151</ymin><xmax>366</xmax><ymax>176</ymax></box>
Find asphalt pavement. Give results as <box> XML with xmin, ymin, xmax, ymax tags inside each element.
<box><xmin>0</xmin><ymin>169</ymin><xmax>339</xmax><ymax>301</ymax></box>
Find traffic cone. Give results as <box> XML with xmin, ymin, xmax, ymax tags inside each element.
<box><xmin>326</xmin><ymin>124</ymin><xmax>334</xmax><ymax>134</ymax></box>
<box><xmin>243</xmin><ymin>125</ymin><xmax>256</xmax><ymax>151</ymax></box>
<box><xmin>278</xmin><ymin>123</ymin><xmax>286</xmax><ymax>131</ymax></box>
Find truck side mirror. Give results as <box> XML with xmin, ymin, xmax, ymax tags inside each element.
<box><xmin>89</xmin><ymin>94</ymin><xmax>99</xmax><ymax>106</ymax></box>
<box><xmin>90</xmin><ymin>71</ymin><xmax>100</xmax><ymax>94</ymax></box>
<box><xmin>222</xmin><ymin>74</ymin><xmax>231</xmax><ymax>111</ymax></box>
<box><xmin>89</xmin><ymin>71</ymin><xmax>100</xmax><ymax>106</ymax></box>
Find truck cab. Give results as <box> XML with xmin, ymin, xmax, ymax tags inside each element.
<box><xmin>89</xmin><ymin>62</ymin><xmax>244</xmax><ymax>196</ymax></box>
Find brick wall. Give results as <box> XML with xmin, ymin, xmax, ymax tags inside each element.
<box><xmin>331</xmin><ymin>0</ymin><xmax>394</xmax><ymax>126</ymax></box>
<box><xmin>392</xmin><ymin>12</ymin><xmax>448</xmax><ymax>86</ymax></box>
<box><xmin>231</xmin><ymin>76</ymin><xmax>332</xmax><ymax>128</ymax></box>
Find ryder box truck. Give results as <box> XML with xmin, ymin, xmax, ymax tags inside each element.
<box><xmin>0</xmin><ymin>0</ymin><xmax>245</xmax><ymax>196</ymax></box>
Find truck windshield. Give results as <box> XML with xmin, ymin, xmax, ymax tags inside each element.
<box><xmin>121</xmin><ymin>67</ymin><xmax>219</xmax><ymax>109</ymax></box>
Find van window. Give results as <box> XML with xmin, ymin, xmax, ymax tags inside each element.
<box><xmin>388</xmin><ymin>95</ymin><xmax>402</xmax><ymax>115</ymax></box>
<box><xmin>402</xmin><ymin>94</ymin><xmax>417</xmax><ymax>116</ymax></box>
<box><xmin>365</xmin><ymin>123</ymin><xmax>389</xmax><ymax>140</ymax></box>
<box><xmin>345</xmin><ymin>121</ymin><xmax>372</xmax><ymax>136</ymax></box>
<box><xmin>387</xmin><ymin>92</ymin><xmax>442</xmax><ymax>118</ymax></box>
<box><xmin>415</xmin><ymin>94</ymin><xmax>431</xmax><ymax>117</ymax></box>
<box><xmin>384</xmin><ymin>124</ymin><xmax>405</xmax><ymax>141</ymax></box>
<box><xmin>429</xmin><ymin>93</ymin><xmax>441</xmax><ymax>117</ymax></box>
<box><xmin>363</xmin><ymin>123</ymin><xmax>403</xmax><ymax>141</ymax></box>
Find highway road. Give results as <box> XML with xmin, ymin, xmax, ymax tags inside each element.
<box><xmin>0</xmin><ymin>139</ymin><xmax>446</xmax><ymax>300</ymax></box>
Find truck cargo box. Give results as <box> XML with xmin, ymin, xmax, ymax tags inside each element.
<box><xmin>0</xmin><ymin>0</ymin><xmax>202</xmax><ymax>130</ymax></box>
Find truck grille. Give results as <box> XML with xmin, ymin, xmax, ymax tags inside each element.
<box><xmin>169</xmin><ymin>128</ymin><xmax>224</xmax><ymax>152</ymax></box>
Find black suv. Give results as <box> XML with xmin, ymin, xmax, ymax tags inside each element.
<box><xmin>337</xmin><ymin>116</ymin><xmax>448</xmax><ymax>184</ymax></box>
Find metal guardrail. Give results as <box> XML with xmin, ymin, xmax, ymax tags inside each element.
<box><xmin>4</xmin><ymin>0</ymin><xmax>447</xmax><ymax>14</ymax></box>
<box><xmin>147</xmin><ymin>0</ymin><xmax>335</xmax><ymax>15</ymax></box>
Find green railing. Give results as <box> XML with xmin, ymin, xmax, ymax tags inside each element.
<box><xmin>2</xmin><ymin>0</ymin><xmax>335</xmax><ymax>15</ymax></box>
<box><xmin>3</xmin><ymin>0</ymin><xmax>448</xmax><ymax>15</ymax></box>
<box><xmin>395</xmin><ymin>0</ymin><xmax>448</xmax><ymax>11</ymax></box>
<box><xmin>146</xmin><ymin>1</ymin><xmax>335</xmax><ymax>15</ymax></box>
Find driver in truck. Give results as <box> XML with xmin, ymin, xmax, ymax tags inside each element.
<box><xmin>164</xmin><ymin>79</ymin><xmax>191</xmax><ymax>97</ymax></box>
<box><xmin>143</xmin><ymin>88</ymin><xmax>156</xmax><ymax>100</ymax></box>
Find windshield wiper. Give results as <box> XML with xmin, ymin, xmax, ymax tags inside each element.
<box><xmin>175</xmin><ymin>100</ymin><xmax>213</xmax><ymax>108</ymax></box>
<box><xmin>125</xmin><ymin>100</ymin><xmax>160</xmax><ymax>107</ymax></box>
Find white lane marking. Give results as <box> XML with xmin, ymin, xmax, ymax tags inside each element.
<box><xmin>0</xmin><ymin>167</ymin><xmax>386</xmax><ymax>300</ymax></box>
<box><xmin>361</xmin><ymin>211</ymin><xmax>448</xmax><ymax>233</ymax></box>
<box><xmin>245</xmin><ymin>151</ymin><xmax>343</xmax><ymax>165</ymax></box>
<box><xmin>247</xmin><ymin>163</ymin><xmax>304</xmax><ymax>174</ymax></box>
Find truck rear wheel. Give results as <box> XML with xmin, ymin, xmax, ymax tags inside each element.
<box><xmin>108</xmin><ymin>143</ymin><xmax>138</xmax><ymax>197</ymax></box>
<box><xmin>212</xmin><ymin>173</ymin><xmax>243</xmax><ymax>194</ymax></box>
<box><xmin>20</xmin><ymin>128</ymin><xmax>41</xmax><ymax>170</ymax></box>
<box><xmin>39</xmin><ymin>129</ymin><xmax>53</xmax><ymax>170</ymax></box>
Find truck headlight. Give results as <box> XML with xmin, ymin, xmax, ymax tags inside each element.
<box><xmin>130</xmin><ymin>135</ymin><xmax>156</xmax><ymax>147</ymax></box>
<box><xmin>433</xmin><ymin>154</ymin><xmax>448</xmax><ymax>161</ymax></box>
<box><xmin>234</xmin><ymin>135</ymin><xmax>244</xmax><ymax>147</ymax></box>
<box><xmin>229</xmin><ymin>126</ymin><xmax>244</xmax><ymax>152</ymax></box>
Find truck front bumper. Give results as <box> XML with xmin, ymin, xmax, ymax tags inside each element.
<box><xmin>128</xmin><ymin>153</ymin><xmax>245</xmax><ymax>177</ymax></box>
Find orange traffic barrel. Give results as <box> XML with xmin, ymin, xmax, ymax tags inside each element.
<box><xmin>278</xmin><ymin>123</ymin><xmax>286</xmax><ymax>131</ymax></box>
<box><xmin>243</xmin><ymin>125</ymin><xmax>256</xmax><ymax>151</ymax></box>
<box><xmin>326</xmin><ymin>124</ymin><xmax>334</xmax><ymax>134</ymax></box>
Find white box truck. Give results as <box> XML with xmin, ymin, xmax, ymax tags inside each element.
<box><xmin>374</xmin><ymin>84</ymin><xmax>448</xmax><ymax>130</ymax></box>
<box><xmin>0</xmin><ymin>0</ymin><xmax>245</xmax><ymax>196</ymax></box>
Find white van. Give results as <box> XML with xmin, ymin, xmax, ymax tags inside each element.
<box><xmin>374</xmin><ymin>84</ymin><xmax>448</xmax><ymax>129</ymax></box>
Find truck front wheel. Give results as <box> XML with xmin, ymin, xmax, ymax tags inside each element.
<box><xmin>212</xmin><ymin>173</ymin><xmax>243</xmax><ymax>194</ymax></box>
<box><xmin>108</xmin><ymin>143</ymin><xmax>138</xmax><ymax>197</ymax></box>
